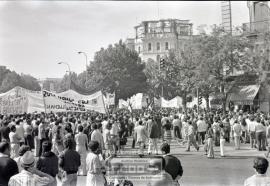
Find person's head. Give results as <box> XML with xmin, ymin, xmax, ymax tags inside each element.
<box><xmin>63</xmin><ymin>138</ymin><xmax>74</xmax><ymax>150</ymax></box>
<box><xmin>19</xmin><ymin>145</ymin><xmax>30</xmax><ymax>157</ymax></box>
<box><xmin>21</xmin><ymin>151</ymin><xmax>35</xmax><ymax>170</ymax></box>
<box><xmin>139</xmin><ymin>121</ymin><xmax>143</xmax><ymax>125</ymax></box>
<box><xmin>160</xmin><ymin>143</ymin><xmax>170</xmax><ymax>154</ymax></box>
<box><xmin>92</xmin><ymin>124</ymin><xmax>98</xmax><ymax>130</ymax></box>
<box><xmin>78</xmin><ymin>125</ymin><xmax>84</xmax><ymax>132</ymax></box>
<box><xmin>42</xmin><ymin>141</ymin><xmax>52</xmax><ymax>154</ymax></box>
<box><xmin>0</xmin><ymin>142</ymin><xmax>10</xmax><ymax>156</ymax></box>
<box><xmin>106</xmin><ymin>123</ymin><xmax>112</xmax><ymax>130</ymax></box>
<box><xmin>149</xmin><ymin>157</ymin><xmax>166</xmax><ymax>173</ymax></box>
<box><xmin>253</xmin><ymin>157</ymin><xmax>269</xmax><ymax>174</ymax></box>
<box><xmin>88</xmin><ymin>140</ymin><xmax>100</xmax><ymax>154</ymax></box>
<box><xmin>10</xmin><ymin>125</ymin><xmax>16</xmax><ymax>132</ymax></box>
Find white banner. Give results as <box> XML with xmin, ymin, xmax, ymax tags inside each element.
<box><xmin>43</xmin><ymin>90</ymin><xmax>106</xmax><ymax>114</ymax></box>
<box><xmin>161</xmin><ymin>96</ymin><xmax>182</xmax><ymax>108</ymax></box>
<box><xmin>0</xmin><ymin>87</ymin><xmax>42</xmax><ymax>115</ymax></box>
<box><xmin>27</xmin><ymin>92</ymin><xmax>45</xmax><ymax>113</ymax></box>
<box><xmin>104</xmin><ymin>92</ymin><xmax>115</xmax><ymax>106</ymax></box>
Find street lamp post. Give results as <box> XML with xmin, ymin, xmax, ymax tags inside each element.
<box><xmin>58</xmin><ymin>62</ymin><xmax>71</xmax><ymax>90</ymax></box>
<box><xmin>78</xmin><ymin>51</ymin><xmax>88</xmax><ymax>84</ymax></box>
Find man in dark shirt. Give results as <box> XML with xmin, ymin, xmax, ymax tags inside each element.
<box><xmin>59</xmin><ymin>138</ymin><xmax>81</xmax><ymax>186</ymax></box>
<box><xmin>0</xmin><ymin>121</ymin><xmax>10</xmax><ymax>142</ymax></box>
<box><xmin>0</xmin><ymin>141</ymin><xmax>19</xmax><ymax>186</ymax></box>
<box><xmin>36</xmin><ymin>141</ymin><xmax>58</xmax><ymax>186</ymax></box>
<box><xmin>161</xmin><ymin>143</ymin><xmax>183</xmax><ymax>186</ymax></box>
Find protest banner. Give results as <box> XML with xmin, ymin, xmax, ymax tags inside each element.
<box><xmin>161</xmin><ymin>96</ymin><xmax>182</xmax><ymax>108</ymax></box>
<box><xmin>0</xmin><ymin>86</ymin><xmax>41</xmax><ymax>115</ymax></box>
<box><xmin>43</xmin><ymin>89</ymin><xmax>106</xmax><ymax>113</ymax></box>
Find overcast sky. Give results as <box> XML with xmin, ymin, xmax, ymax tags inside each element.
<box><xmin>0</xmin><ymin>1</ymin><xmax>249</xmax><ymax>79</ymax></box>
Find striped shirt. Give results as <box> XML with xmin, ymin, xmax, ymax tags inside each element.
<box><xmin>8</xmin><ymin>170</ymin><xmax>53</xmax><ymax>186</ymax></box>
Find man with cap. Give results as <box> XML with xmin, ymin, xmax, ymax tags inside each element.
<box><xmin>0</xmin><ymin>142</ymin><xmax>18</xmax><ymax>186</ymax></box>
<box><xmin>8</xmin><ymin>151</ymin><xmax>55</xmax><ymax>186</ymax></box>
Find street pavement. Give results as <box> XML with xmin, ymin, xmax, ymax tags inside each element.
<box><xmin>74</xmin><ymin>138</ymin><xmax>267</xmax><ymax>186</ymax></box>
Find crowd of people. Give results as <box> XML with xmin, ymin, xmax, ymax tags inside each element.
<box><xmin>0</xmin><ymin>107</ymin><xmax>270</xmax><ymax>186</ymax></box>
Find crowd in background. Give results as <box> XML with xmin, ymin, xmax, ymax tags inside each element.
<box><xmin>0</xmin><ymin>107</ymin><xmax>270</xmax><ymax>186</ymax></box>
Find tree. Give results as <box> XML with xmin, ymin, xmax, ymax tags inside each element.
<box><xmin>85</xmin><ymin>40</ymin><xmax>148</xmax><ymax>104</ymax></box>
<box><xmin>164</xmin><ymin>40</ymin><xmax>201</xmax><ymax>110</ymax></box>
<box><xmin>56</xmin><ymin>72</ymin><xmax>78</xmax><ymax>92</ymax></box>
<box><xmin>20</xmin><ymin>74</ymin><xmax>41</xmax><ymax>91</ymax></box>
<box><xmin>193</xmin><ymin>26</ymin><xmax>255</xmax><ymax>111</ymax></box>
<box><xmin>0</xmin><ymin>66</ymin><xmax>11</xmax><ymax>87</ymax></box>
<box><xmin>0</xmin><ymin>71</ymin><xmax>22</xmax><ymax>93</ymax></box>
<box><xmin>144</xmin><ymin>58</ymin><xmax>162</xmax><ymax>107</ymax></box>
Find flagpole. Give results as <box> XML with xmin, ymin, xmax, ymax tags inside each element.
<box><xmin>42</xmin><ymin>89</ymin><xmax>47</xmax><ymax>114</ymax></box>
<box><xmin>101</xmin><ymin>91</ymin><xmax>109</xmax><ymax>116</ymax></box>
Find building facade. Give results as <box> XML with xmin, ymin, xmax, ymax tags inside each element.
<box><xmin>126</xmin><ymin>19</ymin><xmax>193</xmax><ymax>63</ymax></box>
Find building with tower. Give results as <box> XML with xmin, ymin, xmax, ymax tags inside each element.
<box><xmin>125</xmin><ymin>19</ymin><xmax>193</xmax><ymax>63</ymax></box>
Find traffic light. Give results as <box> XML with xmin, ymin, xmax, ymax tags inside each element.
<box><xmin>159</xmin><ymin>58</ymin><xmax>165</xmax><ymax>70</ymax></box>
<box><xmin>198</xmin><ymin>96</ymin><xmax>202</xmax><ymax>105</ymax></box>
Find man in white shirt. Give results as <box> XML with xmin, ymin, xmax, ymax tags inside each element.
<box><xmin>244</xmin><ymin>157</ymin><xmax>270</xmax><ymax>186</ymax></box>
<box><xmin>196</xmin><ymin>116</ymin><xmax>208</xmax><ymax>145</ymax></box>
<box><xmin>233</xmin><ymin>121</ymin><xmax>242</xmax><ymax>150</ymax></box>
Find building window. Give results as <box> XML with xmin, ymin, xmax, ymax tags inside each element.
<box><xmin>156</xmin><ymin>55</ymin><xmax>160</xmax><ymax>62</ymax></box>
<box><xmin>165</xmin><ymin>42</ymin><xmax>169</xmax><ymax>50</ymax></box>
<box><xmin>148</xmin><ymin>43</ymin><xmax>151</xmax><ymax>51</ymax></box>
<box><xmin>157</xmin><ymin>42</ymin><xmax>160</xmax><ymax>51</ymax></box>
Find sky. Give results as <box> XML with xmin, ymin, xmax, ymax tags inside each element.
<box><xmin>0</xmin><ymin>1</ymin><xmax>250</xmax><ymax>79</ymax></box>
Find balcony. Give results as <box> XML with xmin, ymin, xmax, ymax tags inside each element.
<box><xmin>242</xmin><ymin>20</ymin><xmax>270</xmax><ymax>35</ymax></box>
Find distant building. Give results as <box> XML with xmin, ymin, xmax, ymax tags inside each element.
<box><xmin>38</xmin><ymin>78</ymin><xmax>61</xmax><ymax>92</ymax></box>
<box><xmin>227</xmin><ymin>1</ymin><xmax>270</xmax><ymax>112</ymax></box>
<box><xmin>126</xmin><ymin>19</ymin><xmax>193</xmax><ymax>63</ymax></box>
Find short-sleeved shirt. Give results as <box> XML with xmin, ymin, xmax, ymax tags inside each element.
<box><xmin>244</xmin><ymin>174</ymin><xmax>270</xmax><ymax>186</ymax></box>
<box><xmin>8</xmin><ymin>170</ymin><xmax>53</xmax><ymax>186</ymax></box>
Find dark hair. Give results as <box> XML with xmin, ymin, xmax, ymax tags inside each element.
<box><xmin>253</xmin><ymin>157</ymin><xmax>269</xmax><ymax>174</ymax></box>
<box><xmin>92</xmin><ymin>124</ymin><xmax>98</xmax><ymax>130</ymax></box>
<box><xmin>0</xmin><ymin>142</ymin><xmax>10</xmax><ymax>153</ymax></box>
<box><xmin>88</xmin><ymin>141</ymin><xmax>99</xmax><ymax>152</ymax></box>
<box><xmin>139</xmin><ymin>121</ymin><xmax>143</xmax><ymax>125</ymax></box>
<box><xmin>160</xmin><ymin>143</ymin><xmax>170</xmax><ymax>154</ymax></box>
<box><xmin>42</xmin><ymin>141</ymin><xmax>52</xmax><ymax>153</ymax></box>
<box><xmin>78</xmin><ymin>125</ymin><xmax>83</xmax><ymax>132</ymax></box>
<box><xmin>63</xmin><ymin>138</ymin><xmax>74</xmax><ymax>149</ymax></box>
<box><xmin>19</xmin><ymin>145</ymin><xmax>30</xmax><ymax>156</ymax></box>
<box><xmin>10</xmin><ymin>125</ymin><xmax>16</xmax><ymax>132</ymax></box>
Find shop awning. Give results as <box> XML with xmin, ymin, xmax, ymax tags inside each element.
<box><xmin>227</xmin><ymin>84</ymin><xmax>260</xmax><ymax>105</ymax></box>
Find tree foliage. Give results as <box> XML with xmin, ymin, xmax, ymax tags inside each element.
<box><xmin>0</xmin><ymin>66</ymin><xmax>41</xmax><ymax>93</ymax></box>
<box><xmin>85</xmin><ymin>40</ymin><xmax>148</xmax><ymax>101</ymax></box>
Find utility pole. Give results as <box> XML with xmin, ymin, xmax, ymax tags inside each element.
<box><xmin>197</xmin><ymin>87</ymin><xmax>199</xmax><ymax>114</ymax></box>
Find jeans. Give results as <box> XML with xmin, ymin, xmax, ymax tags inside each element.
<box><xmin>250</xmin><ymin>131</ymin><xmax>256</xmax><ymax>148</ymax></box>
<box><xmin>173</xmin><ymin>126</ymin><xmax>181</xmax><ymax>139</ymax></box>
<box><xmin>256</xmin><ymin>132</ymin><xmax>266</xmax><ymax>151</ymax></box>
<box><xmin>186</xmin><ymin>134</ymin><xmax>199</xmax><ymax>151</ymax></box>
<box><xmin>234</xmin><ymin>136</ymin><xmax>240</xmax><ymax>150</ymax></box>
<box><xmin>148</xmin><ymin>138</ymin><xmax>158</xmax><ymax>154</ymax></box>
<box><xmin>61</xmin><ymin>173</ymin><xmax>77</xmax><ymax>186</ymax></box>
<box><xmin>220</xmin><ymin>138</ymin><xmax>225</xmax><ymax>156</ymax></box>
<box><xmin>198</xmin><ymin>131</ymin><xmax>206</xmax><ymax>145</ymax></box>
